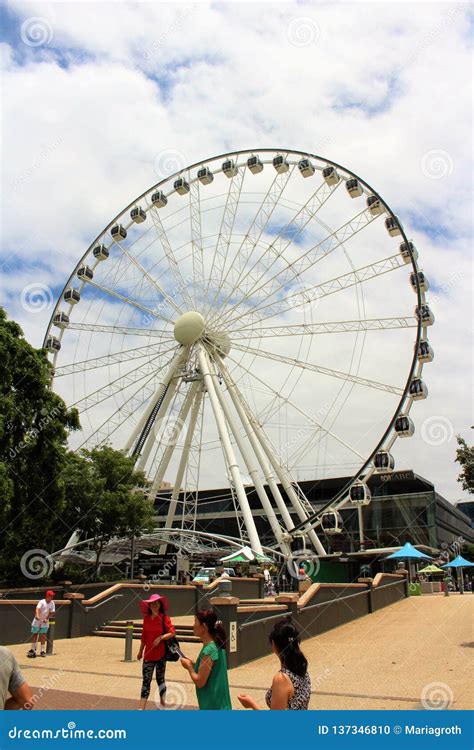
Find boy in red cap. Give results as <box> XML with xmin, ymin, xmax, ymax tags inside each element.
<box><xmin>27</xmin><ymin>591</ymin><xmax>55</xmax><ymax>658</ymax></box>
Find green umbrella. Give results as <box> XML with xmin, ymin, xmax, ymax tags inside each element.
<box><xmin>219</xmin><ymin>545</ymin><xmax>273</xmax><ymax>563</ymax></box>
<box><xmin>417</xmin><ymin>564</ymin><xmax>444</xmax><ymax>574</ymax></box>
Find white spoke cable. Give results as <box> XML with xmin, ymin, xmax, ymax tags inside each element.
<box><xmin>149</xmin><ymin>206</ymin><xmax>195</xmax><ymax>311</ymax></box>
<box><xmin>217</xmin><ymin>204</ymin><xmax>378</xmax><ymax>331</ymax></box>
<box><xmin>208</xmin><ymin>166</ymin><xmax>294</xmax><ymax>326</ymax></box>
<box><xmin>231</xmin><ymin>341</ymin><xmax>403</xmax><ymax>395</ymax></box>
<box><xmin>203</xmin><ymin>167</ymin><xmax>246</xmax><ymax>316</ymax></box>
<box><xmin>112</xmin><ymin>237</ymin><xmax>184</xmax><ymax>316</ymax></box>
<box><xmin>84</xmin><ymin>279</ymin><xmax>175</xmax><ymax>325</ymax></box>
<box><xmin>55</xmin><ymin>341</ymin><xmax>171</xmax><ymax>376</ymax></box>
<box><xmin>214</xmin><ymin>176</ymin><xmax>340</xmax><ymax>329</ymax></box>
<box><xmin>65</xmin><ymin>322</ymin><xmax>173</xmax><ymax>339</ymax></box>
<box><xmin>227</xmin><ymin>253</ymin><xmax>405</xmax><ymax>330</ymax></box>
<box><xmin>224</xmin><ymin>351</ymin><xmax>365</xmax><ymax>460</ymax></box>
<box><xmin>71</xmin><ymin>346</ymin><xmax>177</xmax><ymax>412</ymax></box>
<box><xmin>230</xmin><ymin>316</ymin><xmax>416</xmax><ymax>340</ymax></box>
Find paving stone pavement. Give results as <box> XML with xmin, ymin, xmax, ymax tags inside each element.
<box><xmin>6</xmin><ymin>594</ymin><xmax>472</xmax><ymax>710</ymax></box>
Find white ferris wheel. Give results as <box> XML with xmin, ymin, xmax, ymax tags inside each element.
<box><xmin>44</xmin><ymin>149</ymin><xmax>434</xmax><ymax>557</ymax></box>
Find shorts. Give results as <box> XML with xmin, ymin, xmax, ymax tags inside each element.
<box><xmin>31</xmin><ymin>624</ymin><xmax>49</xmax><ymax>635</ymax></box>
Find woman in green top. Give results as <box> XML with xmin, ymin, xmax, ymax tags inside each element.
<box><xmin>180</xmin><ymin>609</ymin><xmax>232</xmax><ymax>710</ymax></box>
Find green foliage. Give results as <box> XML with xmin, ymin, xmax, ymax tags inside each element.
<box><xmin>461</xmin><ymin>542</ymin><xmax>474</xmax><ymax>562</ymax></box>
<box><xmin>455</xmin><ymin>435</ymin><xmax>474</xmax><ymax>494</ymax></box>
<box><xmin>0</xmin><ymin>307</ymin><xmax>80</xmax><ymax>582</ymax></box>
<box><xmin>61</xmin><ymin>446</ymin><xmax>154</xmax><ymax>578</ymax></box>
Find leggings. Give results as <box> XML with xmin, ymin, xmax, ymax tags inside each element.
<box><xmin>141</xmin><ymin>659</ymin><xmax>167</xmax><ymax>700</ymax></box>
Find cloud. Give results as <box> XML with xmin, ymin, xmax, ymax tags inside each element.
<box><xmin>0</xmin><ymin>0</ymin><xmax>472</xmax><ymax>509</ymax></box>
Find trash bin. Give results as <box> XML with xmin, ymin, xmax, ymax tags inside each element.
<box><xmin>408</xmin><ymin>582</ymin><xmax>421</xmax><ymax>596</ymax></box>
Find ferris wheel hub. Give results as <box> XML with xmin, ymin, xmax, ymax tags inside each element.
<box><xmin>174</xmin><ymin>311</ymin><xmax>206</xmax><ymax>345</ymax></box>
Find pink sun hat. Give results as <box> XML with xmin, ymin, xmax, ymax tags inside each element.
<box><xmin>139</xmin><ymin>593</ymin><xmax>169</xmax><ymax>616</ymax></box>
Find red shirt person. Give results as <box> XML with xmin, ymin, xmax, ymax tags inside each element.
<box><xmin>137</xmin><ymin>594</ymin><xmax>175</xmax><ymax>710</ymax></box>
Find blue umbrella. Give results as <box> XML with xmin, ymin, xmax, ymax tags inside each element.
<box><xmin>384</xmin><ymin>542</ymin><xmax>432</xmax><ymax>561</ymax></box>
<box><xmin>441</xmin><ymin>555</ymin><xmax>474</xmax><ymax>569</ymax></box>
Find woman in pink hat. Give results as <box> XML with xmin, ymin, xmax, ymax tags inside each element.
<box><xmin>137</xmin><ymin>594</ymin><xmax>175</xmax><ymax>710</ymax></box>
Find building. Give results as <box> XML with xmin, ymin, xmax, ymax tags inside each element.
<box><xmin>154</xmin><ymin>470</ymin><xmax>474</xmax><ymax>555</ymax></box>
<box><xmin>455</xmin><ymin>499</ymin><xmax>474</xmax><ymax>529</ymax></box>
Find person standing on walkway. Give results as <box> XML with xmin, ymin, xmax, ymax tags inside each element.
<box><xmin>238</xmin><ymin>617</ymin><xmax>311</xmax><ymax>710</ymax></box>
<box><xmin>1</xmin><ymin>647</ymin><xmax>33</xmax><ymax>709</ymax></box>
<box><xmin>137</xmin><ymin>594</ymin><xmax>175</xmax><ymax>710</ymax></box>
<box><xmin>27</xmin><ymin>590</ymin><xmax>55</xmax><ymax>658</ymax></box>
<box><xmin>180</xmin><ymin>609</ymin><xmax>232</xmax><ymax>710</ymax></box>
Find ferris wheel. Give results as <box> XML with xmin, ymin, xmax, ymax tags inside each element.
<box><xmin>44</xmin><ymin>148</ymin><xmax>434</xmax><ymax>556</ymax></box>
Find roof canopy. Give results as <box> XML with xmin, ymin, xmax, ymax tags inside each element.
<box><xmin>384</xmin><ymin>542</ymin><xmax>432</xmax><ymax>561</ymax></box>
<box><xmin>417</xmin><ymin>564</ymin><xmax>444</xmax><ymax>574</ymax></box>
<box><xmin>219</xmin><ymin>545</ymin><xmax>273</xmax><ymax>563</ymax></box>
<box><xmin>441</xmin><ymin>555</ymin><xmax>474</xmax><ymax>569</ymax></box>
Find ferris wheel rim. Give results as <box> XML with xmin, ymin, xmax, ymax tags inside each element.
<box><xmin>42</xmin><ymin>146</ymin><xmax>431</xmax><ymax>546</ymax></box>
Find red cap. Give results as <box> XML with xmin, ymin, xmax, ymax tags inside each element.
<box><xmin>46</xmin><ymin>590</ymin><xmax>56</xmax><ymax>598</ymax></box>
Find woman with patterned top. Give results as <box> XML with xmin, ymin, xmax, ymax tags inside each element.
<box><xmin>238</xmin><ymin>617</ymin><xmax>311</xmax><ymax>710</ymax></box>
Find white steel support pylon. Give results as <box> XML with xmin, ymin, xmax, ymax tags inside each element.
<box><xmin>197</xmin><ymin>344</ymin><xmax>264</xmax><ymax>555</ymax></box>
<box><xmin>158</xmin><ymin>385</ymin><xmax>204</xmax><ymax>554</ymax></box>
<box><xmin>217</xmin><ymin>355</ymin><xmax>327</xmax><ymax>556</ymax></box>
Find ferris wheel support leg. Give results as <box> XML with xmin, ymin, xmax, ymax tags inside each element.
<box><xmin>218</xmin><ymin>361</ymin><xmax>295</xmax><ymax>534</ymax></box>
<box><xmin>207</xmin><ymin>357</ymin><xmax>290</xmax><ymax>556</ymax></box>
<box><xmin>149</xmin><ymin>381</ymin><xmax>200</xmax><ymax>497</ymax></box>
<box><xmin>136</xmin><ymin>377</ymin><xmax>180</xmax><ymax>471</ymax></box>
<box><xmin>158</xmin><ymin>387</ymin><xmax>204</xmax><ymax>555</ymax></box>
<box><xmin>197</xmin><ymin>345</ymin><xmax>263</xmax><ymax>556</ymax></box>
<box><xmin>124</xmin><ymin>347</ymin><xmax>187</xmax><ymax>454</ymax></box>
<box><xmin>219</xmin><ymin>359</ymin><xmax>326</xmax><ymax>556</ymax></box>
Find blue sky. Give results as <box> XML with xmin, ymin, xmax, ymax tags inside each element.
<box><xmin>0</xmin><ymin>0</ymin><xmax>472</xmax><ymax>503</ymax></box>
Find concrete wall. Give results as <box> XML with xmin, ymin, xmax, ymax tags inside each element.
<box><xmin>0</xmin><ymin>578</ymin><xmax>263</xmax><ymax>646</ymax></box>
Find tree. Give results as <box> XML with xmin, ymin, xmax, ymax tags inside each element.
<box><xmin>62</xmin><ymin>446</ymin><xmax>154</xmax><ymax>578</ymax></box>
<box><xmin>455</xmin><ymin>435</ymin><xmax>474</xmax><ymax>494</ymax></box>
<box><xmin>0</xmin><ymin>307</ymin><xmax>80</xmax><ymax>582</ymax></box>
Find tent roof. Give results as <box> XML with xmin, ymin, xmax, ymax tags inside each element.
<box><xmin>384</xmin><ymin>542</ymin><xmax>432</xmax><ymax>561</ymax></box>
<box><xmin>219</xmin><ymin>545</ymin><xmax>273</xmax><ymax>563</ymax></box>
<box><xmin>418</xmin><ymin>564</ymin><xmax>444</xmax><ymax>574</ymax></box>
<box><xmin>441</xmin><ymin>554</ymin><xmax>474</xmax><ymax>569</ymax></box>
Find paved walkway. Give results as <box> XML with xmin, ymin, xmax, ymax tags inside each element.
<box><xmin>7</xmin><ymin>594</ymin><xmax>473</xmax><ymax>710</ymax></box>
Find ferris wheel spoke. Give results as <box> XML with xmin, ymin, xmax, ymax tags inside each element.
<box><xmin>203</xmin><ymin>167</ymin><xmax>245</xmax><ymax>317</ymax></box>
<box><xmin>214</xmin><ymin>176</ymin><xmax>341</xmax><ymax>329</ymax></box>
<box><xmin>231</xmin><ymin>341</ymin><xmax>403</xmax><ymax>395</ymax></box>
<box><xmin>71</xmin><ymin>345</ymin><xmax>177</xmax><ymax>412</ymax></box>
<box><xmin>208</xmin><ymin>166</ymin><xmax>295</xmax><ymax>327</ymax></box>
<box><xmin>224</xmin><ymin>351</ymin><xmax>365</xmax><ymax>460</ymax></box>
<box><xmin>65</xmin><ymin>322</ymin><xmax>173</xmax><ymax>339</ymax></box>
<box><xmin>111</xmin><ymin>237</ymin><xmax>184</xmax><ymax>316</ymax></box>
<box><xmin>77</xmin><ymin>365</ymin><xmax>165</xmax><ymax>449</ymax></box>
<box><xmin>220</xmin><ymin>207</ymin><xmax>380</xmax><ymax>332</ymax></box>
<box><xmin>226</xmin><ymin>253</ymin><xmax>405</xmax><ymax>330</ymax></box>
<box><xmin>149</xmin><ymin>207</ymin><xmax>195</xmax><ymax>311</ymax></box>
<box><xmin>84</xmin><ymin>279</ymin><xmax>175</xmax><ymax>325</ymax></box>
<box><xmin>189</xmin><ymin>179</ymin><xmax>206</xmax><ymax>308</ymax></box>
<box><xmin>54</xmin><ymin>342</ymin><xmax>171</xmax><ymax>376</ymax></box>
<box><xmin>230</xmin><ymin>316</ymin><xmax>417</xmax><ymax>340</ymax></box>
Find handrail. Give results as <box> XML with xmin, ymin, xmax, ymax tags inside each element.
<box><xmin>82</xmin><ymin>582</ymin><xmax>195</xmax><ymax>606</ymax></box>
<box><xmin>372</xmin><ymin>573</ymin><xmax>404</xmax><ymax>589</ymax></box>
<box><xmin>301</xmin><ymin>589</ymin><xmax>369</xmax><ymax>613</ymax></box>
<box><xmin>372</xmin><ymin>579</ymin><xmax>405</xmax><ymax>591</ymax></box>
<box><xmin>84</xmin><ymin>594</ymin><xmax>123</xmax><ymax>612</ymax></box>
<box><xmin>239</xmin><ymin>608</ymin><xmax>291</xmax><ymax>630</ymax></box>
<box><xmin>298</xmin><ymin>582</ymin><xmax>367</xmax><ymax>609</ymax></box>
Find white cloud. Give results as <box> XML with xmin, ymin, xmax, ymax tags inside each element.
<box><xmin>1</xmin><ymin>0</ymin><xmax>472</xmax><ymax>510</ymax></box>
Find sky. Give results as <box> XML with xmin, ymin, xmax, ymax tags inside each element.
<box><xmin>0</xmin><ymin>0</ymin><xmax>472</xmax><ymax>506</ymax></box>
